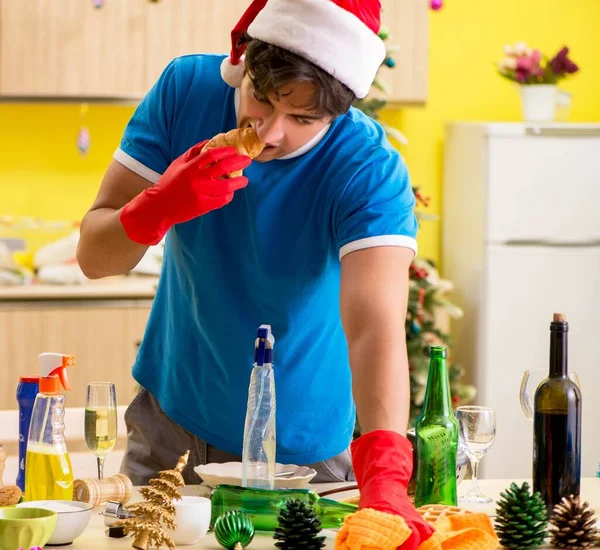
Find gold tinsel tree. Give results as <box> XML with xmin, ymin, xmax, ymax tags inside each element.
<box><xmin>118</xmin><ymin>451</ymin><xmax>190</xmax><ymax>550</ymax></box>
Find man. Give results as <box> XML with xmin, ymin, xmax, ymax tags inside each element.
<box><xmin>77</xmin><ymin>0</ymin><xmax>433</xmax><ymax>547</ymax></box>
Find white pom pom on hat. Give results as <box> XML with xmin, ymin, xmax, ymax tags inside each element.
<box><xmin>220</xmin><ymin>0</ymin><xmax>386</xmax><ymax>99</ymax></box>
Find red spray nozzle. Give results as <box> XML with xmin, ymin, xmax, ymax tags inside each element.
<box><xmin>38</xmin><ymin>353</ymin><xmax>75</xmax><ymax>391</ymax></box>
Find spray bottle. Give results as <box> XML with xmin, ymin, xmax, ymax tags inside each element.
<box><xmin>24</xmin><ymin>353</ymin><xmax>75</xmax><ymax>501</ymax></box>
<box><xmin>242</xmin><ymin>325</ymin><xmax>276</xmax><ymax>489</ymax></box>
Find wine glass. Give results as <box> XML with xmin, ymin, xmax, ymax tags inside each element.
<box><xmin>85</xmin><ymin>382</ymin><xmax>117</xmax><ymax>480</ymax></box>
<box><xmin>456</xmin><ymin>406</ymin><xmax>496</xmax><ymax>504</ymax></box>
<box><xmin>520</xmin><ymin>368</ymin><xmax>581</xmax><ymax>421</ymax></box>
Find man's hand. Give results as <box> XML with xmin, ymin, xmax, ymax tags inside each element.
<box><xmin>350</xmin><ymin>430</ymin><xmax>435</xmax><ymax>549</ymax></box>
<box><xmin>120</xmin><ymin>141</ymin><xmax>252</xmax><ymax>245</ymax></box>
<box><xmin>339</xmin><ymin>246</ymin><xmax>433</xmax><ymax>549</ymax></box>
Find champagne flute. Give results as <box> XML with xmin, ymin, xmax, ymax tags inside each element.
<box><xmin>456</xmin><ymin>406</ymin><xmax>496</xmax><ymax>504</ymax></box>
<box><xmin>85</xmin><ymin>382</ymin><xmax>117</xmax><ymax>480</ymax></box>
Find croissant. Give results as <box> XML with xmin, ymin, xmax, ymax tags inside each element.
<box><xmin>201</xmin><ymin>127</ymin><xmax>265</xmax><ymax>177</ymax></box>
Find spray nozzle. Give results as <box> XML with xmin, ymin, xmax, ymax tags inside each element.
<box><xmin>38</xmin><ymin>353</ymin><xmax>75</xmax><ymax>391</ymax></box>
<box><xmin>254</xmin><ymin>324</ymin><xmax>274</xmax><ymax>367</ymax></box>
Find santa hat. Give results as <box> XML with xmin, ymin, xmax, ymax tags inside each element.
<box><xmin>220</xmin><ymin>0</ymin><xmax>386</xmax><ymax>99</ymax></box>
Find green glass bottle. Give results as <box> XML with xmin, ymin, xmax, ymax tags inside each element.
<box><xmin>210</xmin><ymin>484</ymin><xmax>357</xmax><ymax>532</ymax></box>
<box><xmin>414</xmin><ymin>346</ymin><xmax>459</xmax><ymax>507</ymax></box>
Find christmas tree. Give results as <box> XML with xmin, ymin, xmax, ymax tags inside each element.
<box><xmin>353</xmin><ymin>28</ymin><xmax>476</xmax><ymax>428</ymax></box>
<box><xmin>118</xmin><ymin>451</ymin><xmax>189</xmax><ymax>550</ymax></box>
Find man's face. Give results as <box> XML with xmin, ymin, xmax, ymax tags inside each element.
<box><xmin>237</xmin><ymin>75</ymin><xmax>332</xmax><ymax>161</ymax></box>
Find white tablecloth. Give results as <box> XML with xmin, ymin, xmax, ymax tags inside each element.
<box><xmin>56</xmin><ymin>478</ymin><xmax>600</xmax><ymax>549</ymax></box>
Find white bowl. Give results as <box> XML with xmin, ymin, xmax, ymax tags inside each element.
<box><xmin>17</xmin><ymin>500</ymin><xmax>92</xmax><ymax>545</ymax></box>
<box><xmin>194</xmin><ymin>462</ymin><xmax>317</xmax><ymax>489</ymax></box>
<box><xmin>167</xmin><ymin>496</ymin><xmax>211</xmax><ymax>546</ymax></box>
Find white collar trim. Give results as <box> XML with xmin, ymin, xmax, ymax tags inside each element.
<box><xmin>234</xmin><ymin>88</ymin><xmax>330</xmax><ymax>161</ymax></box>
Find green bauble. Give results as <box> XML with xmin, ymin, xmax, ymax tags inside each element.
<box><xmin>214</xmin><ymin>510</ymin><xmax>255</xmax><ymax>550</ymax></box>
<box><xmin>495</xmin><ymin>482</ymin><xmax>548</xmax><ymax>549</ymax></box>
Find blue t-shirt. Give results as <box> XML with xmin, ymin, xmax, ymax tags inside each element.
<box><xmin>114</xmin><ymin>54</ymin><xmax>418</xmax><ymax>464</ymax></box>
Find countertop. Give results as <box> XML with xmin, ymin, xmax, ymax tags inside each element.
<box><xmin>0</xmin><ymin>276</ymin><xmax>158</xmax><ymax>301</ymax></box>
<box><xmin>60</xmin><ymin>478</ymin><xmax>600</xmax><ymax>549</ymax></box>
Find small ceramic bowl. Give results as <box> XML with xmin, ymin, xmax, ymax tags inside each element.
<box><xmin>17</xmin><ymin>500</ymin><xmax>92</xmax><ymax>545</ymax></box>
<box><xmin>0</xmin><ymin>507</ymin><xmax>57</xmax><ymax>550</ymax></box>
<box><xmin>194</xmin><ymin>462</ymin><xmax>317</xmax><ymax>489</ymax></box>
<box><xmin>166</xmin><ymin>496</ymin><xmax>211</xmax><ymax>546</ymax></box>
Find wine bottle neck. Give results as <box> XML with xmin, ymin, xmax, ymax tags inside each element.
<box><xmin>549</xmin><ymin>324</ymin><xmax>568</xmax><ymax>377</ymax></box>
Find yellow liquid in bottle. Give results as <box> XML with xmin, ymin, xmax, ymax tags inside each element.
<box><xmin>24</xmin><ymin>443</ymin><xmax>74</xmax><ymax>501</ymax></box>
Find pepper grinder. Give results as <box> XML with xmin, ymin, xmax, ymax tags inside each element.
<box><xmin>73</xmin><ymin>473</ymin><xmax>133</xmax><ymax>508</ymax></box>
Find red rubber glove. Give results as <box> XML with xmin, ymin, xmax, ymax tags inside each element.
<box><xmin>352</xmin><ymin>430</ymin><xmax>435</xmax><ymax>549</ymax></box>
<box><xmin>120</xmin><ymin>141</ymin><xmax>252</xmax><ymax>245</ymax></box>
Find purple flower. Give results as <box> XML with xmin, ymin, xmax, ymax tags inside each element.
<box><xmin>549</xmin><ymin>46</ymin><xmax>579</xmax><ymax>75</ymax></box>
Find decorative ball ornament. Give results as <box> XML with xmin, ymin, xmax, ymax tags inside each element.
<box><xmin>430</xmin><ymin>0</ymin><xmax>444</xmax><ymax>10</ymax></box>
<box><xmin>214</xmin><ymin>510</ymin><xmax>255</xmax><ymax>550</ymax></box>
<box><xmin>77</xmin><ymin>127</ymin><xmax>91</xmax><ymax>156</ymax></box>
<box><xmin>92</xmin><ymin>0</ymin><xmax>103</xmax><ymax>8</ymax></box>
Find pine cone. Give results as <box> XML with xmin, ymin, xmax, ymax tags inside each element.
<box><xmin>495</xmin><ymin>482</ymin><xmax>548</xmax><ymax>549</ymax></box>
<box><xmin>549</xmin><ymin>495</ymin><xmax>599</xmax><ymax>549</ymax></box>
<box><xmin>273</xmin><ymin>499</ymin><xmax>326</xmax><ymax>550</ymax></box>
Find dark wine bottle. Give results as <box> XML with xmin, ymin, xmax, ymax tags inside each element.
<box><xmin>533</xmin><ymin>313</ymin><xmax>582</xmax><ymax>517</ymax></box>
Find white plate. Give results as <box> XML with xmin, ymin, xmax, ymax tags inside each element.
<box><xmin>194</xmin><ymin>461</ymin><xmax>317</xmax><ymax>489</ymax></box>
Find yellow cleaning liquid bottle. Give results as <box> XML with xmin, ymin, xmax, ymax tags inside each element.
<box><xmin>24</xmin><ymin>353</ymin><xmax>75</xmax><ymax>501</ymax></box>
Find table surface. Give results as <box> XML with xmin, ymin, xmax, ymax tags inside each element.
<box><xmin>54</xmin><ymin>478</ymin><xmax>600</xmax><ymax>549</ymax></box>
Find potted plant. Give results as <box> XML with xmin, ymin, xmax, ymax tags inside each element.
<box><xmin>496</xmin><ymin>42</ymin><xmax>579</xmax><ymax>122</ymax></box>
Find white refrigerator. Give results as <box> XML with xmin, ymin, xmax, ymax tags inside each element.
<box><xmin>442</xmin><ymin>122</ymin><xmax>600</xmax><ymax>480</ymax></box>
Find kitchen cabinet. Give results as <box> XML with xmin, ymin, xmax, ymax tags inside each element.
<box><xmin>0</xmin><ymin>0</ymin><xmax>147</xmax><ymax>97</ymax></box>
<box><xmin>379</xmin><ymin>0</ymin><xmax>428</xmax><ymax>103</ymax></box>
<box><xmin>0</xmin><ymin>0</ymin><xmax>428</xmax><ymax>103</ymax></box>
<box><xmin>0</xmin><ymin>299</ymin><xmax>151</xmax><ymax>410</ymax></box>
<box><xmin>145</xmin><ymin>0</ymin><xmax>251</xmax><ymax>89</ymax></box>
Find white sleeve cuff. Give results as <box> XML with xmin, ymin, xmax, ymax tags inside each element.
<box><xmin>113</xmin><ymin>148</ymin><xmax>162</xmax><ymax>184</ymax></box>
<box><xmin>339</xmin><ymin>235</ymin><xmax>418</xmax><ymax>260</ymax></box>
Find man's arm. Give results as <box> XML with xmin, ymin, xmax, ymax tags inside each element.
<box><xmin>340</xmin><ymin>245</ymin><xmax>413</xmax><ymax>435</ymax></box>
<box><xmin>77</xmin><ymin>161</ymin><xmax>153</xmax><ymax>280</ymax></box>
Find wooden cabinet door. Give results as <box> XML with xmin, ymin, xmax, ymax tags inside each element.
<box><xmin>0</xmin><ymin>303</ymin><xmax>150</xmax><ymax>410</ymax></box>
<box><xmin>145</xmin><ymin>0</ymin><xmax>250</xmax><ymax>88</ymax></box>
<box><xmin>0</xmin><ymin>0</ymin><xmax>147</xmax><ymax>96</ymax></box>
<box><xmin>380</xmin><ymin>0</ymin><xmax>429</xmax><ymax>103</ymax></box>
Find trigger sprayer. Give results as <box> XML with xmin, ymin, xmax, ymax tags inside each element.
<box><xmin>24</xmin><ymin>353</ymin><xmax>75</xmax><ymax>501</ymax></box>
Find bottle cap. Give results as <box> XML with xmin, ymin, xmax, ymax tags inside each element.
<box><xmin>39</xmin><ymin>375</ymin><xmax>61</xmax><ymax>394</ymax></box>
<box><xmin>254</xmin><ymin>324</ymin><xmax>275</xmax><ymax>366</ymax></box>
<box><xmin>19</xmin><ymin>375</ymin><xmax>40</xmax><ymax>383</ymax></box>
<box><xmin>38</xmin><ymin>353</ymin><xmax>75</xmax><ymax>391</ymax></box>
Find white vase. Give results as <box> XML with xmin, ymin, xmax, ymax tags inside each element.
<box><xmin>519</xmin><ymin>84</ymin><xmax>558</xmax><ymax>122</ymax></box>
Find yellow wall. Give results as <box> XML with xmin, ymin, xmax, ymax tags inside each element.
<box><xmin>1</xmin><ymin>0</ymin><xmax>599</xmax><ymax>266</ymax></box>
<box><xmin>0</xmin><ymin>104</ymin><xmax>135</xmax><ymax>221</ymax></box>
<box><xmin>383</xmin><ymin>0</ymin><xmax>600</xmax><ymax>267</ymax></box>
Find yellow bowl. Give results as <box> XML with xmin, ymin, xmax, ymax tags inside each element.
<box><xmin>0</xmin><ymin>507</ymin><xmax>57</xmax><ymax>549</ymax></box>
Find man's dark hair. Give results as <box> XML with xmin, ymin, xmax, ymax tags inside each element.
<box><xmin>243</xmin><ymin>38</ymin><xmax>356</xmax><ymax>119</ymax></box>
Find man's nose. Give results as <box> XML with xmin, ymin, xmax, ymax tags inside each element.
<box><xmin>256</xmin><ymin>114</ymin><xmax>285</xmax><ymax>144</ymax></box>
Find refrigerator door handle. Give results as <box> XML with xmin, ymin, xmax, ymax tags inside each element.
<box><xmin>525</xmin><ymin>126</ymin><xmax>600</xmax><ymax>137</ymax></box>
<box><xmin>501</xmin><ymin>239</ymin><xmax>600</xmax><ymax>247</ymax></box>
